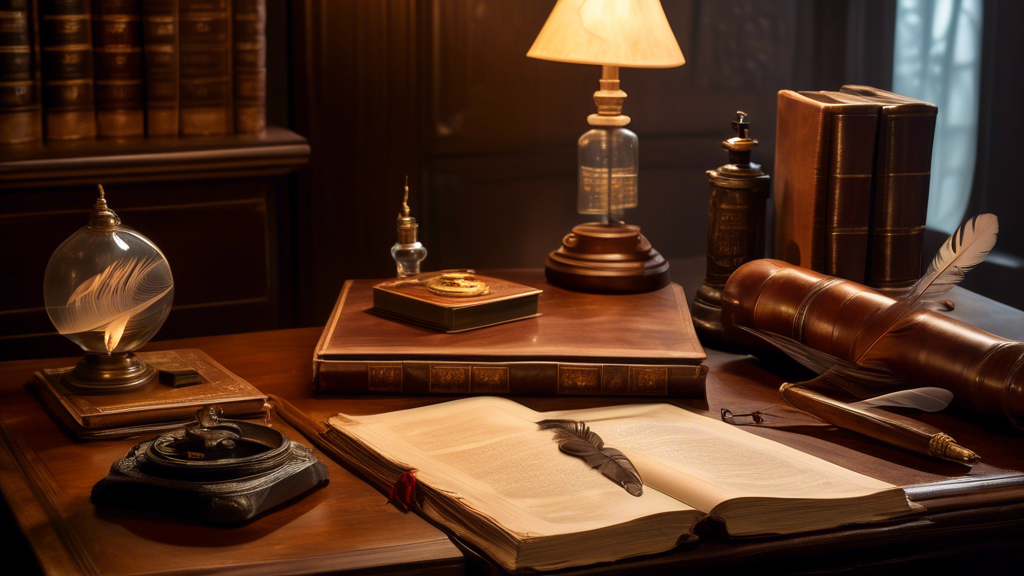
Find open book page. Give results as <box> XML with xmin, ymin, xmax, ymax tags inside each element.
<box><xmin>542</xmin><ymin>403</ymin><xmax>915</xmax><ymax>535</ymax></box>
<box><xmin>327</xmin><ymin>397</ymin><xmax>698</xmax><ymax>539</ymax></box>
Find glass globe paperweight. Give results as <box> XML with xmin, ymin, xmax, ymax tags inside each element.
<box><xmin>43</xmin><ymin>186</ymin><xmax>174</xmax><ymax>391</ymax></box>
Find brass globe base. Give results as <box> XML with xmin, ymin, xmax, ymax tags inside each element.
<box><xmin>62</xmin><ymin>352</ymin><xmax>157</xmax><ymax>392</ymax></box>
<box><xmin>544</xmin><ymin>222</ymin><xmax>671</xmax><ymax>294</ymax></box>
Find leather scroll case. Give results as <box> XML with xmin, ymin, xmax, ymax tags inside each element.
<box><xmin>721</xmin><ymin>259</ymin><xmax>1024</xmax><ymax>429</ymax></box>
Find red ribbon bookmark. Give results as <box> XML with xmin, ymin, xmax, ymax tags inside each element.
<box><xmin>387</xmin><ymin>469</ymin><xmax>419</xmax><ymax>512</ymax></box>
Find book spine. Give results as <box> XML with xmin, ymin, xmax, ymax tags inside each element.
<box><xmin>823</xmin><ymin>106</ymin><xmax>879</xmax><ymax>283</ymax></box>
<box><xmin>92</xmin><ymin>0</ymin><xmax>143</xmax><ymax>137</ymax></box>
<box><xmin>231</xmin><ymin>0</ymin><xmax>261</xmax><ymax>133</ymax></box>
<box><xmin>39</xmin><ymin>0</ymin><xmax>96</xmax><ymax>140</ymax></box>
<box><xmin>178</xmin><ymin>0</ymin><xmax>230</xmax><ymax>135</ymax></box>
<box><xmin>773</xmin><ymin>91</ymin><xmax>831</xmax><ymax>272</ymax></box>
<box><xmin>141</xmin><ymin>0</ymin><xmax>176</xmax><ymax>136</ymax></box>
<box><xmin>0</xmin><ymin>0</ymin><xmax>43</xmax><ymax>144</ymax></box>
<box><xmin>315</xmin><ymin>359</ymin><xmax>708</xmax><ymax>398</ymax></box>
<box><xmin>866</xmin><ymin>109</ymin><xmax>937</xmax><ymax>294</ymax></box>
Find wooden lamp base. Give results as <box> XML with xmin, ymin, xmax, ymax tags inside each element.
<box><xmin>544</xmin><ymin>222</ymin><xmax>671</xmax><ymax>294</ymax></box>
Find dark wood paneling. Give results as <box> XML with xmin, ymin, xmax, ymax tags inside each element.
<box><xmin>290</xmin><ymin>0</ymin><xmax>423</xmax><ymax>327</ymax></box>
<box><xmin>288</xmin><ymin>0</ymin><xmax>890</xmax><ymax>324</ymax></box>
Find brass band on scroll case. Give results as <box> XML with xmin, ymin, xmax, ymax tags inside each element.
<box><xmin>720</xmin><ymin>259</ymin><xmax>1024</xmax><ymax>428</ymax></box>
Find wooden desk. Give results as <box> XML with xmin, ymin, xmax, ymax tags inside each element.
<box><xmin>3</xmin><ymin>267</ymin><xmax>1024</xmax><ymax>573</ymax></box>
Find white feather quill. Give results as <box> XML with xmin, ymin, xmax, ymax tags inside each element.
<box><xmin>738</xmin><ymin>327</ymin><xmax>902</xmax><ymax>398</ymax></box>
<box><xmin>855</xmin><ymin>214</ymin><xmax>998</xmax><ymax>367</ymax></box>
<box><xmin>849</xmin><ymin>387</ymin><xmax>954</xmax><ymax>412</ymax></box>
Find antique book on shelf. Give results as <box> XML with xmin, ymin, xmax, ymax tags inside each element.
<box><xmin>0</xmin><ymin>0</ymin><xmax>43</xmax><ymax>144</ymax></box>
<box><xmin>141</xmin><ymin>0</ymin><xmax>178</xmax><ymax>135</ymax></box>
<box><xmin>838</xmin><ymin>85</ymin><xmax>938</xmax><ymax>294</ymax></box>
<box><xmin>322</xmin><ymin>397</ymin><xmax>915</xmax><ymax>572</ymax></box>
<box><xmin>314</xmin><ymin>270</ymin><xmax>707</xmax><ymax>397</ymax></box>
<box><xmin>92</xmin><ymin>0</ymin><xmax>144</xmax><ymax>137</ymax></box>
<box><xmin>39</xmin><ymin>0</ymin><xmax>97</xmax><ymax>140</ymax></box>
<box><xmin>372</xmin><ymin>274</ymin><xmax>542</xmax><ymax>333</ymax></box>
<box><xmin>179</xmin><ymin>0</ymin><xmax>231</xmax><ymax>135</ymax></box>
<box><xmin>773</xmin><ymin>90</ymin><xmax>880</xmax><ymax>281</ymax></box>
<box><xmin>231</xmin><ymin>0</ymin><xmax>263</xmax><ymax>133</ymax></box>
<box><xmin>30</xmin><ymin>348</ymin><xmax>267</xmax><ymax>439</ymax></box>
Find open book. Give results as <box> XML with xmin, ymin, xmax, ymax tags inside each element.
<box><xmin>324</xmin><ymin>397</ymin><xmax>916</xmax><ymax>572</ymax></box>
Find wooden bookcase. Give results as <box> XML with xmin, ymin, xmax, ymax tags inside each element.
<box><xmin>0</xmin><ymin>127</ymin><xmax>309</xmax><ymax>360</ymax></box>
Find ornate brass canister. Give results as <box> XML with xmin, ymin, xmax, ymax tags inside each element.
<box><xmin>691</xmin><ymin>112</ymin><xmax>771</xmax><ymax>349</ymax></box>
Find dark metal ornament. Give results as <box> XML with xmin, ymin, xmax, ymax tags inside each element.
<box><xmin>92</xmin><ymin>407</ymin><xmax>329</xmax><ymax>524</ymax></box>
<box><xmin>691</xmin><ymin>112</ymin><xmax>771</xmax><ymax>349</ymax></box>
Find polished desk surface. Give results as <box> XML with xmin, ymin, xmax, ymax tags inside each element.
<box><xmin>3</xmin><ymin>266</ymin><xmax>1024</xmax><ymax>574</ymax></box>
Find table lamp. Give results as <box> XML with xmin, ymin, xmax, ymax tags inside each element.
<box><xmin>528</xmin><ymin>0</ymin><xmax>685</xmax><ymax>293</ymax></box>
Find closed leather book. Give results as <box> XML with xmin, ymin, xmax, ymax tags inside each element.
<box><xmin>39</xmin><ymin>0</ymin><xmax>97</xmax><ymax>140</ymax></box>
<box><xmin>812</xmin><ymin>91</ymin><xmax>881</xmax><ymax>283</ymax></box>
<box><xmin>314</xmin><ymin>270</ymin><xmax>708</xmax><ymax>397</ymax></box>
<box><xmin>840</xmin><ymin>85</ymin><xmax>938</xmax><ymax>294</ymax></box>
<box><xmin>774</xmin><ymin>90</ymin><xmax>879</xmax><ymax>282</ymax></box>
<box><xmin>92</xmin><ymin>0</ymin><xmax>143</xmax><ymax>137</ymax></box>
<box><xmin>179</xmin><ymin>0</ymin><xmax>230</xmax><ymax>135</ymax></box>
<box><xmin>231</xmin><ymin>0</ymin><xmax>262</xmax><ymax>133</ymax></box>
<box><xmin>141</xmin><ymin>0</ymin><xmax>177</xmax><ymax>135</ymax></box>
<box><xmin>0</xmin><ymin>0</ymin><xmax>43</xmax><ymax>144</ymax></box>
<box><xmin>30</xmin><ymin>348</ymin><xmax>268</xmax><ymax>439</ymax></box>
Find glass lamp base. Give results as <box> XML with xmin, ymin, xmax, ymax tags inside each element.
<box><xmin>62</xmin><ymin>352</ymin><xmax>157</xmax><ymax>392</ymax></box>
<box><xmin>545</xmin><ymin>222</ymin><xmax>671</xmax><ymax>294</ymax></box>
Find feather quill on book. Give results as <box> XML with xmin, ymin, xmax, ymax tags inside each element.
<box><xmin>537</xmin><ymin>419</ymin><xmax>643</xmax><ymax>497</ymax></box>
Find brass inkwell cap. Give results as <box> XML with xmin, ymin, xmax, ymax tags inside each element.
<box><xmin>397</xmin><ymin>176</ymin><xmax>419</xmax><ymax>244</ymax></box>
<box><xmin>711</xmin><ymin>111</ymin><xmax>767</xmax><ymax>180</ymax></box>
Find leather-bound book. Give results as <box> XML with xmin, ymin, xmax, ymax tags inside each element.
<box><xmin>91</xmin><ymin>0</ymin><xmax>143</xmax><ymax>137</ymax></box>
<box><xmin>773</xmin><ymin>90</ymin><xmax>880</xmax><ymax>282</ymax></box>
<box><xmin>39</xmin><ymin>0</ymin><xmax>97</xmax><ymax>140</ymax></box>
<box><xmin>141</xmin><ymin>0</ymin><xmax>177</xmax><ymax>136</ymax></box>
<box><xmin>178</xmin><ymin>0</ymin><xmax>230</xmax><ymax>135</ymax></box>
<box><xmin>314</xmin><ymin>270</ymin><xmax>708</xmax><ymax>397</ymax></box>
<box><xmin>721</xmin><ymin>259</ymin><xmax>1024</xmax><ymax>428</ymax></box>
<box><xmin>839</xmin><ymin>85</ymin><xmax>938</xmax><ymax>294</ymax></box>
<box><xmin>31</xmin><ymin>349</ymin><xmax>268</xmax><ymax>439</ymax></box>
<box><xmin>231</xmin><ymin>0</ymin><xmax>262</xmax><ymax>133</ymax></box>
<box><xmin>0</xmin><ymin>0</ymin><xmax>43</xmax><ymax>144</ymax></box>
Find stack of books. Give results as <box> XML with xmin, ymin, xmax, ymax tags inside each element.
<box><xmin>0</xmin><ymin>0</ymin><xmax>267</xmax><ymax>145</ymax></box>
<box><xmin>774</xmin><ymin>85</ymin><xmax>938</xmax><ymax>294</ymax></box>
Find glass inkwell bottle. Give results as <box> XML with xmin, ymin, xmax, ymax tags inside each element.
<box><xmin>691</xmin><ymin>112</ymin><xmax>771</xmax><ymax>349</ymax></box>
<box><xmin>391</xmin><ymin>177</ymin><xmax>427</xmax><ymax>277</ymax></box>
<box><xmin>43</xmin><ymin>185</ymin><xmax>174</xmax><ymax>390</ymax></box>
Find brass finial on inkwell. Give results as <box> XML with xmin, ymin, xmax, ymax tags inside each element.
<box><xmin>691</xmin><ymin>112</ymin><xmax>771</xmax><ymax>350</ymax></box>
<box><xmin>391</xmin><ymin>176</ymin><xmax>428</xmax><ymax>277</ymax></box>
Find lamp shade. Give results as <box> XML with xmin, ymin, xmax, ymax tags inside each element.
<box><xmin>527</xmin><ymin>0</ymin><xmax>684</xmax><ymax>68</ymax></box>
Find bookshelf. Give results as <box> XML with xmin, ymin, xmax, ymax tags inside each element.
<box><xmin>0</xmin><ymin>1</ymin><xmax>305</xmax><ymax>361</ymax></box>
<box><xmin>0</xmin><ymin>126</ymin><xmax>308</xmax><ymax>188</ymax></box>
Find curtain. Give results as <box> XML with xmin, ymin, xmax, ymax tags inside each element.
<box><xmin>892</xmin><ymin>0</ymin><xmax>984</xmax><ymax>234</ymax></box>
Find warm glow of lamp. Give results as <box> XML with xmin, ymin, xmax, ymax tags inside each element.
<box><xmin>527</xmin><ymin>0</ymin><xmax>684</xmax><ymax>68</ymax></box>
<box><xmin>528</xmin><ymin>0</ymin><xmax>685</xmax><ymax>293</ymax></box>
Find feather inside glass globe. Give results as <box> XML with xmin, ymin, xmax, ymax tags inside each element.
<box><xmin>43</xmin><ymin>186</ymin><xmax>174</xmax><ymax>390</ymax></box>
